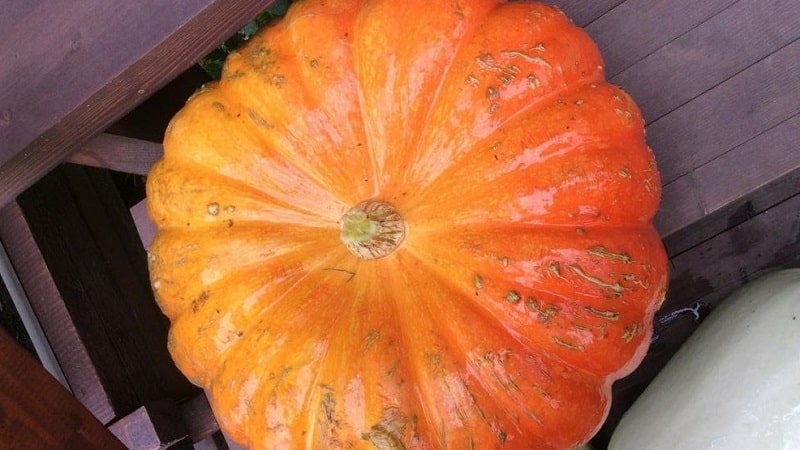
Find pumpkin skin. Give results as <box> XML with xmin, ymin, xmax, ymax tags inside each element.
<box><xmin>146</xmin><ymin>1</ymin><xmax>668</xmax><ymax>449</ymax></box>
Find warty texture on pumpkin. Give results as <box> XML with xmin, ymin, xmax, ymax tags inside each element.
<box><xmin>145</xmin><ymin>0</ymin><xmax>668</xmax><ymax>448</ymax></box>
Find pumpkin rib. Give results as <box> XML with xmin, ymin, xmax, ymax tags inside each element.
<box><xmin>217</xmin><ymin>4</ymin><xmax>376</xmax><ymax>205</ymax></box>
<box><xmin>351</xmin><ymin>0</ymin><xmax>504</xmax><ymax>196</ymax></box>
<box><xmin>148</xmin><ymin>158</ymin><xmax>343</xmax><ymax>230</ymax></box>
<box><xmin>295</xmin><ymin>261</ymin><xmax>430</xmax><ymax>448</ymax></box>
<box><xmin>401</xmin><ymin>224</ymin><xmax>667</xmax><ymax>378</ymax></box>
<box><xmin>165</xmin><ymin>75</ymin><xmax>359</xmax><ymax>217</ymax></box>
<box><xmin>390</xmin><ymin>252</ymin><xmax>609</xmax><ymax>449</ymax></box>
<box><xmin>403</xmin><ymin>82</ymin><xmax>656</xmax><ymax>227</ymax></box>
<box><xmin>389</xmin><ymin>2</ymin><xmax>606</xmax><ymax>202</ymax></box>
<box><xmin>163</xmin><ymin>243</ymin><xmax>350</xmax><ymax>386</ymax></box>
<box><xmin>149</xmin><ymin>224</ymin><xmax>339</xmax><ymax>319</ymax></box>
<box><xmin>397</xmin><ymin>0</ymin><xmax>505</xmax><ymax>186</ymax></box>
<box><xmin>205</xmin><ymin>250</ymin><xmax>360</xmax><ymax>444</ymax></box>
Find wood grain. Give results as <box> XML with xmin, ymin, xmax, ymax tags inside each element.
<box><xmin>0</xmin><ymin>328</ymin><xmax>126</xmax><ymax>450</ymax></box>
<box><xmin>108</xmin><ymin>400</ymin><xmax>192</xmax><ymax>450</ymax></box>
<box><xmin>14</xmin><ymin>165</ymin><xmax>197</xmax><ymax>423</ymax></box>
<box><xmin>647</xmin><ymin>36</ymin><xmax>800</xmax><ymax>185</ymax></box>
<box><xmin>657</xmin><ymin>113</ymin><xmax>800</xmax><ymax>250</ymax></box>
<box><xmin>549</xmin><ymin>0</ymin><xmax>626</xmax><ymax>27</ymax></box>
<box><xmin>0</xmin><ymin>201</ymin><xmax>118</xmax><ymax>422</ymax></box>
<box><xmin>67</xmin><ymin>133</ymin><xmax>163</xmax><ymax>176</ymax></box>
<box><xmin>0</xmin><ymin>0</ymin><xmax>278</xmax><ymax>208</ymax></box>
<box><xmin>614</xmin><ymin>0</ymin><xmax>800</xmax><ymax>124</ymax></box>
<box><xmin>587</xmin><ymin>0</ymin><xmax>737</xmax><ymax>77</ymax></box>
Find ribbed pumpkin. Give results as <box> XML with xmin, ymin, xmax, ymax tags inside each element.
<box><xmin>146</xmin><ymin>0</ymin><xmax>668</xmax><ymax>448</ymax></box>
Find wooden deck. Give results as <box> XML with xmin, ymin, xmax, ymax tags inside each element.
<box><xmin>1</xmin><ymin>0</ymin><xmax>799</xmax><ymax>448</ymax></box>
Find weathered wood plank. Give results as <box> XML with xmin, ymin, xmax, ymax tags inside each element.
<box><xmin>14</xmin><ymin>165</ymin><xmax>197</xmax><ymax>423</ymax></box>
<box><xmin>108</xmin><ymin>400</ymin><xmax>192</xmax><ymax>450</ymax></box>
<box><xmin>0</xmin><ymin>0</ymin><xmax>277</xmax><ymax>208</ymax></box>
<box><xmin>587</xmin><ymin>0</ymin><xmax>737</xmax><ymax>77</ymax></box>
<box><xmin>549</xmin><ymin>0</ymin><xmax>626</xmax><ymax>27</ymax></box>
<box><xmin>132</xmin><ymin>199</ymin><xmax>158</xmax><ymax>251</ymax></box>
<box><xmin>0</xmin><ymin>328</ymin><xmax>126</xmax><ymax>450</ymax></box>
<box><xmin>179</xmin><ymin>394</ymin><xmax>221</xmax><ymax>444</ymax></box>
<box><xmin>654</xmin><ymin>175</ymin><xmax>704</xmax><ymax>239</ymax></box>
<box><xmin>694</xmin><ymin>113</ymin><xmax>800</xmax><ymax>214</ymax></box>
<box><xmin>647</xmin><ymin>37</ymin><xmax>800</xmax><ymax>185</ymax></box>
<box><xmin>0</xmin><ymin>201</ymin><xmax>119</xmax><ymax>422</ymax></box>
<box><xmin>67</xmin><ymin>133</ymin><xmax>163</xmax><ymax>176</ymax></box>
<box><xmin>657</xmin><ymin>112</ymin><xmax>800</xmax><ymax>251</ymax></box>
<box><xmin>62</xmin><ymin>165</ymin><xmax>196</xmax><ymax>398</ymax></box>
<box><xmin>613</xmin><ymin>0</ymin><xmax>800</xmax><ymax>124</ymax></box>
<box><xmin>0</xmin><ymin>0</ymin><xmax>37</xmax><ymax>33</ymax></box>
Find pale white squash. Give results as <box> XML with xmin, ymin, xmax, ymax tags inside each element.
<box><xmin>609</xmin><ymin>269</ymin><xmax>800</xmax><ymax>449</ymax></box>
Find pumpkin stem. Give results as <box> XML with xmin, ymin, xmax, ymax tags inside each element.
<box><xmin>340</xmin><ymin>200</ymin><xmax>406</xmax><ymax>260</ymax></box>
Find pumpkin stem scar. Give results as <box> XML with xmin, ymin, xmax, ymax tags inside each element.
<box><xmin>340</xmin><ymin>200</ymin><xmax>406</xmax><ymax>260</ymax></box>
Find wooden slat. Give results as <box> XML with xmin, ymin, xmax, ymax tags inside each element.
<box><xmin>647</xmin><ymin>36</ymin><xmax>800</xmax><ymax>185</ymax></box>
<box><xmin>179</xmin><ymin>394</ymin><xmax>221</xmax><ymax>444</ymax></box>
<box><xmin>548</xmin><ymin>0</ymin><xmax>626</xmax><ymax>27</ymax></box>
<box><xmin>587</xmin><ymin>0</ymin><xmax>737</xmax><ymax>77</ymax></box>
<box><xmin>694</xmin><ymin>113</ymin><xmax>800</xmax><ymax>213</ymax></box>
<box><xmin>659</xmin><ymin>113</ymin><xmax>800</xmax><ymax>254</ymax></box>
<box><xmin>132</xmin><ymin>199</ymin><xmax>158</xmax><ymax>251</ymax></box>
<box><xmin>109</xmin><ymin>400</ymin><xmax>192</xmax><ymax>450</ymax></box>
<box><xmin>0</xmin><ymin>0</ymin><xmax>277</xmax><ymax>208</ymax></box>
<box><xmin>13</xmin><ymin>165</ymin><xmax>197</xmax><ymax>423</ymax></box>
<box><xmin>613</xmin><ymin>0</ymin><xmax>800</xmax><ymax>123</ymax></box>
<box><xmin>0</xmin><ymin>201</ymin><xmax>118</xmax><ymax>422</ymax></box>
<box><xmin>0</xmin><ymin>328</ymin><xmax>126</xmax><ymax>450</ymax></box>
<box><xmin>67</xmin><ymin>133</ymin><xmax>163</xmax><ymax>176</ymax></box>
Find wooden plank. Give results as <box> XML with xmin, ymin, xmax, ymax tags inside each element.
<box><xmin>694</xmin><ymin>113</ymin><xmax>800</xmax><ymax>213</ymax></box>
<box><xmin>0</xmin><ymin>201</ymin><xmax>118</xmax><ymax>422</ymax></box>
<box><xmin>179</xmin><ymin>393</ymin><xmax>221</xmax><ymax>443</ymax></box>
<box><xmin>0</xmin><ymin>328</ymin><xmax>126</xmax><ymax>450</ymax></box>
<box><xmin>0</xmin><ymin>237</ymin><xmax>68</xmax><ymax>388</ymax></box>
<box><xmin>132</xmin><ymin>199</ymin><xmax>158</xmax><ymax>251</ymax></box>
<box><xmin>657</xmin><ymin>112</ymin><xmax>800</xmax><ymax>252</ymax></box>
<box><xmin>61</xmin><ymin>165</ymin><xmax>196</xmax><ymax>398</ymax></box>
<box><xmin>0</xmin><ymin>1</ymin><xmax>37</xmax><ymax>33</ymax></box>
<box><xmin>664</xmin><ymin>166</ymin><xmax>800</xmax><ymax>257</ymax></box>
<box><xmin>587</xmin><ymin>0</ymin><xmax>736</xmax><ymax>77</ymax></box>
<box><xmin>646</xmin><ymin>36</ymin><xmax>800</xmax><ymax>185</ymax></box>
<box><xmin>109</xmin><ymin>400</ymin><xmax>192</xmax><ymax>450</ymax></box>
<box><xmin>548</xmin><ymin>0</ymin><xmax>626</xmax><ymax>27</ymax></box>
<box><xmin>654</xmin><ymin>175</ymin><xmax>704</xmax><ymax>239</ymax></box>
<box><xmin>0</xmin><ymin>0</ymin><xmax>277</xmax><ymax>208</ymax></box>
<box><xmin>613</xmin><ymin>0</ymin><xmax>800</xmax><ymax>124</ymax></box>
<box><xmin>13</xmin><ymin>165</ymin><xmax>197</xmax><ymax>423</ymax></box>
<box><xmin>67</xmin><ymin>133</ymin><xmax>163</xmax><ymax>176</ymax></box>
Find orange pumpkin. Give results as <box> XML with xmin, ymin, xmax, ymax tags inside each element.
<box><xmin>146</xmin><ymin>0</ymin><xmax>668</xmax><ymax>448</ymax></box>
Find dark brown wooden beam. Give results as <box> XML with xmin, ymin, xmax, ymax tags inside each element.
<box><xmin>0</xmin><ymin>0</ymin><xmax>277</xmax><ymax>208</ymax></box>
<box><xmin>0</xmin><ymin>201</ymin><xmax>119</xmax><ymax>422</ymax></box>
<box><xmin>7</xmin><ymin>165</ymin><xmax>198</xmax><ymax>423</ymax></box>
<box><xmin>0</xmin><ymin>328</ymin><xmax>126</xmax><ymax>450</ymax></box>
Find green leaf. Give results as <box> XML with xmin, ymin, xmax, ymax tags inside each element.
<box><xmin>199</xmin><ymin>0</ymin><xmax>292</xmax><ymax>80</ymax></box>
